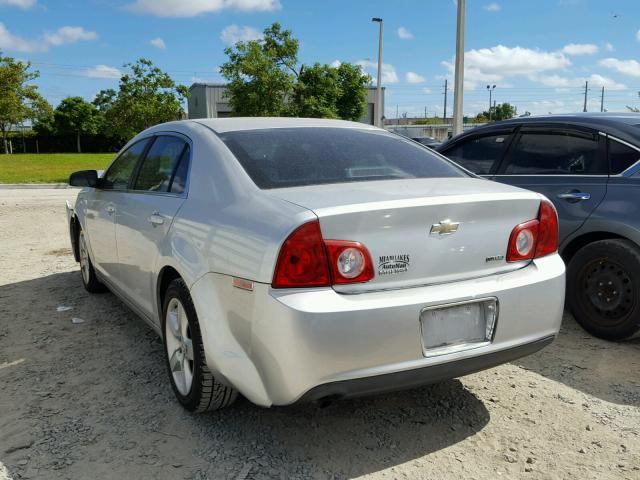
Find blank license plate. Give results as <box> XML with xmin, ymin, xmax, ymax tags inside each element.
<box><xmin>420</xmin><ymin>299</ymin><xmax>497</xmax><ymax>356</ymax></box>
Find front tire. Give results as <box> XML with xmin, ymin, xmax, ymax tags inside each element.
<box><xmin>567</xmin><ymin>239</ymin><xmax>640</xmax><ymax>340</ymax></box>
<box><xmin>78</xmin><ymin>229</ymin><xmax>107</xmax><ymax>293</ymax></box>
<box><xmin>162</xmin><ymin>278</ymin><xmax>238</xmax><ymax>412</ymax></box>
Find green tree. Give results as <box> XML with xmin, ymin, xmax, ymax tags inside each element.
<box><xmin>334</xmin><ymin>63</ymin><xmax>371</xmax><ymax>121</ymax></box>
<box><xmin>290</xmin><ymin>63</ymin><xmax>340</xmax><ymax>118</ymax></box>
<box><xmin>220</xmin><ymin>23</ymin><xmax>298</xmax><ymax>116</ymax></box>
<box><xmin>0</xmin><ymin>55</ymin><xmax>50</xmax><ymax>153</ymax></box>
<box><xmin>53</xmin><ymin>96</ymin><xmax>100</xmax><ymax>153</ymax></box>
<box><xmin>105</xmin><ymin>58</ymin><xmax>188</xmax><ymax>141</ymax></box>
<box><xmin>477</xmin><ymin>102</ymin><xmax>517</xmax><ymax>122</ymax></box>
<box><xmin>220</xmin><ymin>23</ymin><xmax>370</xmax><ymax>120</ymax></box>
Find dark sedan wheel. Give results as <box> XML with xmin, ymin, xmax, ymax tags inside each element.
<box><xmin>162</xmin><ymin>278</ymin><xmax>238</xmax><ymax>412</ymax></box>
<box><xmin>567</xmin><ymin>239</ymin><xmax>640</xmax><ymax>340</ymax></box>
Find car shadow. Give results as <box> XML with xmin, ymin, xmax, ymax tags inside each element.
<box><xmin>0</xmin><ymin>271</ymin><xmax>490</xmax><ymax>479</ymax></box>
<box><xmin>514</xmin><ymin>311</ymin><xmax>640</xmax><ymax>407</ymax></box>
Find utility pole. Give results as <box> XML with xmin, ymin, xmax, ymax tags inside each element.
<box><xmin>487</xmin><ymin>84</ymin><xmax>496</xmax><ymax>120</ymax></box>
<box><xmin>600</xmin><ymin>86</ymin><xmax>605</xmax><ymax>112</ymax></box>
<box><xmin>583</xmin><ymin>81</ymin><xmax>589</xmax><ymax>112</ymax></box>
<box><xmin>452</xmin><ymin>0</ymin><xmax>465</xmax><ymax>136</ymax></box>
<box><xmin>372</xmin><ymin>18</ymin><xmax>384</xmax><ymax>127</ymax></box>
<box><xmin>396</xmin><ymin>104</ymin><xmax>399</xmax><ymax>125</ymax></box>
<box><xmin>424</xmin><ymin>106</ymin><xmax>427</xmax><ymax>119</ymax></box>
<box><xmin>443</xmin><ymin>79</ymin><xmax>448</xmax><ymax>123</ymax></box>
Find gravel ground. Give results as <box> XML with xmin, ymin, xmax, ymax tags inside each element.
<box><xmin>0</xmin><ymin>188</ymin><xmax>639</xmax><ymax>480</ymax></box>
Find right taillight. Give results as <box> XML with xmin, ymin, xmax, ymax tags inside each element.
<box><xmin>506</xmin><ymin>198</ymin><xmax>558</xmax><ymax>262</ymax></box>
<box><xmin>272</xmin><ymin>220</ymin><xmax>374</xmax><ymax>288</ymax></box>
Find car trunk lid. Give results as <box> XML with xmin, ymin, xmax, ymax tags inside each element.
<box><xmin>267</xmin><ymin>178</ymin><xmax>543</xmax><ymax>293</ymax></box>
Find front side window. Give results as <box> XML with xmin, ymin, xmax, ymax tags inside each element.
<box><xmin>133</xmin><ymin>136</ymin><xmax>188</xmax><ymax>192</ymax></box>
<box><xmin>443</xmin><ymin>133</ymin><xmax>511</xmax><ymax>174</ymax></box>
<box><xmin>504</xmin><ymin>131</ymin><xmax>604</xmax><ymax>175</ymax></box>
<box><xmin>219</xmin><ymin>128</ymin><xmax>466</xmax><ymax>189</ymax></box>
<box><xmin>609</xmin><ymin>138</ymin><xmax>640</xmax><ymax>174</ymax></box>
<box><xmin>102</xmin><ymin>139</ymin><xmax>150</xmax><ymax>190</ymax></box>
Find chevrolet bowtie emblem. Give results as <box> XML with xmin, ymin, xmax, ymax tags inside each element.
<box><xmin>430</xmin><ymin>219</ymin><xmax>460</xmax><ymax>236</ymax></box>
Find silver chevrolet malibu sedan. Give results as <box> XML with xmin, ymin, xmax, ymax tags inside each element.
<box><xmin>66</xmin><ymin>118</ymin><xmax>565</xmax><ymax>412</ymax></box>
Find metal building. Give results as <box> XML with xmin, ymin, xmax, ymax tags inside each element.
<box><xmin>187</xmin><ymin>83</ymin><xmax>384</xmax><ymax>125</ymax></box>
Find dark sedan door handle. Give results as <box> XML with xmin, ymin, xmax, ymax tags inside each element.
<box><xmin>557</xmin><ymin>191</ymin><xmax>591</xmax><ymax>202</ymax></box>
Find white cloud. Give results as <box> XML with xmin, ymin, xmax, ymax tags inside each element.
<box><xmin>0</xmin><ymin>0</ymin><xmax>36</xmax><ymax>8</ymax></box>
<box><xmin>330</xmin><ymin>59</ymin><xmax>341</xmax><ymax>68</ymax></box>
<box><xmin>85</xmin><ymin>65</ymin><xmax>122</xmax><ymax>79</ymax></box>
<box><xmin>561</xmin><ymin>43</ymin><xmax>598</xmax><ymax>55</ymax></box>
<box><xmin>44</xmin><ymin>26</ymin><xmax>97</xmax><ymax>46</ymax></box>
<box><xmin>405</xmin><ymin>71</ymin><xmax>425</xmax><ymax>83</ymax></box>
<box><xmin>636</xmin><ymin>30</ymin><xmax>640</xmax><ymax>42</ymax></box>
<box><xmin>422</xmin><ymin>87</ymin><xmax>432</xmax><ymax>93</ymax></box>
<box><xmin>357</xmin><ymin>59</ymin><xmax>399</xmax><ymax>83</ymax></box>
<box><xmin>0</xmin><ymin>22</ymin><xmax>40</xmax><ymax>52</ymax></box>
<box><xmin>397</xmin><ymin>27</ymin><xmax>413</xmax><ymax>40</ymax></box>
<box><xmin>220</xmin><ymin>24</ymin><xmax>261</xmax><ymax>45</ymax></box>
<box><xmin>483</xmin><ymin>2</ymin><xmax>501</xmax><ymax>12</ymax></box>
<box><xmin>150</xmin><ymin>37</ymin><xmax>166</xmax><ymax>49</ymax></box>
<box><xmin>604</xmin><ymin>42</ymin><xmax>614</xmax><ymax>52</ymax></box>
<box><xmin>0</xmin><ymin>23</ymin><xmax>96</xmax><ymax>52</ymax></box>
<box><xmin>127</xmin><ymin>0</ymin><xmax>280</xmax><ymax>17</ymax></box>
<box><xmin>583</xmin><ymin>73</ymin><xmax>626</xmax><ymax>91</ymax></box>
<box><xmin>530</xmin><ymin>74</ymin><xmax>572</xmax><ymax>88</ymax></box>
<box><xmin>599</xmin><ymin>57</ymin><xmax>640</xmax><ymax>77</ymax></box>
<box><xmin>440</xmin><ymin>45</ymin><xmax>570</xmax><ymax>89</ymax></box>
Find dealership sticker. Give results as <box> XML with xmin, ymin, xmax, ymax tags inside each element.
<box><xmin>378</xmin><ymin>254</ymin><xmax>410</xmax><ymax>275</ymax></box>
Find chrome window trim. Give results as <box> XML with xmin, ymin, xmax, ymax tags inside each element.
<box><xmin>600</xmin><ymin>132</ymin><xmax>640</xmax><ymax>177</ymax></box>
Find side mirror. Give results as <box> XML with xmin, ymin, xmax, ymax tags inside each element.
<box><xmin>69</xmin><ymin>170</ymin><xmax>100</xmax><ymax>188</ymax></box>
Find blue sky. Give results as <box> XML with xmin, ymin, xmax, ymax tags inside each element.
<box><xmin>1</xmin><ymin>0</ymin><xmax>640</xmax><ymax>117</ymax></box>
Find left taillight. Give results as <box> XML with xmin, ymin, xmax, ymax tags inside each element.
<box><xmin>271</xmin><ymin>221</ymin><xmax>374</xmax><ymax>288</ymax></box>
<box><xmin>506</xmin><ymin>198</ymin><xmax>558</xmax><ymax>263</ymax></box>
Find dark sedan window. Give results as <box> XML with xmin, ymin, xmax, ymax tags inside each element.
<box><xmin>609</xmin><ymin>138</ymin><xmax>640</xmax><ymax>174</ymax></box>
<box><xmin>504</xmin><ymin>132</ymin><xmax>605</xmax><ymax>175</ymax></box>
<box><xmin>443</xmin><ymin>134</ymin><xmax>511</xmax><ymax>174</ymax></box>
<box><xmin>220</xmin><ymin>128</ymin><xmax>466</xmax><ymax>189</ymax></box>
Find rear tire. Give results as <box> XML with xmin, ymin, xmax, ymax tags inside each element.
<box><xmin>78</xmin><ymin>229</ymin><xmax>107</xmax><ymax>293</ymax></box>
<box><xmin>162</xmin><ymin>278</ymin><xmax>238</xmax><ymax>412</ymax></box>
<box><xmin>567</xmin><ymin>239</ymin><xmax>640</xmax><ymax>340</ymax></box>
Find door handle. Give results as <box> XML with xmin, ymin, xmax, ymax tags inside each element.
<box><xmin>557</xmin><ymin>191</ymin><xmax>591</xmax><ymax>202</ymax></box>
<box><xmin>148</xmin><ymin>211</ymin><xmax>165</xmax><ymax>226</ymax></box>
<box><xmin>106</xmin><ymin>206</ymin><xmax>115</xmax><ymax>215</ymax></box>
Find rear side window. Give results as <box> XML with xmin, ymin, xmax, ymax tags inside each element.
<box><xmin>443</xmin><ymin>133</ymin><xmax>511</xmax><ymax>174</ymax></box>
<box><xmin>169</xmin><ymin>146</ymin><xmax>190</xmax><ymax>194</ymax></box>
<box><xmin>504</xmin><ymin>131</ymin><xmax>604</xmax><ymax>175</ymax></box>
<box><xmin>608</xmin><ymin>138</ymin><xmax>640</xmax><ymax>174</ymax></box>
<box><xmin>102</xmin><ymin>139</ymin><xmax>150</xmax><ymax>190</ymax></box>
<box><xmin>134</xmin><ymin>136</ymin><xmax>188</xmax><ymax>192</ymax></box>
<box><xmin>219</xmin><ymin>128</ymin><xmax>465</xmax><ymax>189</ymax></box>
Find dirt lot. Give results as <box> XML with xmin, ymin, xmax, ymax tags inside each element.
<box><xmin>0</xmin><ymin>188</ymin><xmax>639</xmax><ymax>480</ymax></box>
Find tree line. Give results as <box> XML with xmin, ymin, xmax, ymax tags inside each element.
<box><xmin>0</xmin><ymin>23</ymin><xmax>374</xmax><ymax>154</ymax></box>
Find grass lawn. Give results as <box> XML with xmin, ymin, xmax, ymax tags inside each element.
<box><xmin>0</xmin><ymin>153</ymin><xmax>115</xmax><ymax>183</ymax></box>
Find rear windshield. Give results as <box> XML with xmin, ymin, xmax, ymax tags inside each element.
<box><xmin>219</xmin><ymin>127</ymin><xmax>466</xmax><ymax>189</ymax></box>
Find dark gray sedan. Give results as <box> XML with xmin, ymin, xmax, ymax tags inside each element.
<box><xmin>438</xmin><ymin>113</ymin><xmax>640</xmax><ymax>340</ymax></box>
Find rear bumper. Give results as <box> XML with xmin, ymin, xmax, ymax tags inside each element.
<box><xmin>190</xmin><ymin>254</ymin><xmax>565</xmax><ymax>407</ymax></box>
<box><xmin>297</xmin><ymin>335</ymin><xmax>554</xmax><ymax>403</ymax></box>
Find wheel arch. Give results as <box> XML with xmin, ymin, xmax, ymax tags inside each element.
<box><xmin>70</xmin><ymin>215</ymin><xmax>81</xmax><ymax>262</ymax></box>
<box><xmin>561</xmin><ymin>231</ymin><xmax>627</xmax><ymax>265</ymax></box>
<box><xmin>156</xmin><ymin>265</ymin><xmax>184</xmax><ymax>320</ymax></box>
